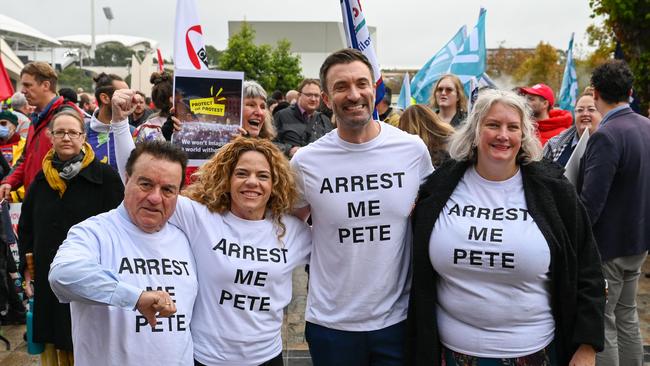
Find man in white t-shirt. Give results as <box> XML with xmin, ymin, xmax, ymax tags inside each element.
<box><xmin>290</xmin><ymin>48</ymin><xmax>433</xmax><ymax>365</ymax></box>
<box><xmin>49</xmin><ymin>140</ymin><xmax>198</xmax><ymax>366</ymax></box>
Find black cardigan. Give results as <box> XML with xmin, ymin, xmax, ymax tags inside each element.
<box><xmin>407</xmin><ymin>159</ymin><xmax>605</xmax><ymax>366</ymax></box>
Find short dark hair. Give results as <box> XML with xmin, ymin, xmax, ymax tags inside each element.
<box><xmin>591</xmin><ymin>60</ymin><xmax>634</xmax><ymax>104</ymax></box>
<box><xmin>125</xmin><ymin>141</ymin><xmax>188</xmax><ymax>188</ymax></box>
<box><xmin>21</xmin><ymin>62</ymin><xmax>58</xmax><ymax>92</ymax></box>
<box><xmin>93</xmin><ymin>73</ymin><xmax>123</xmax><ymax>107</ymax></box>
<box><xmin>271</xmin><ymin>90</ymin><xmax>284</xmax><ymax>101</ymax></box>
<box><xmin>135</xmin><ymin>91</ymin><xmax>146</xmax><ymax>99</ymax></box>
<box><xmin>58</xmin><ymin>88</ymin><xmax>78</xmax><ymax>104</ymax></box>
<box><xmin>297</xmin><ymin>79</ymin><xmax>321</xmax><ymax>93</ymax></box>
<box><xmin>319</xmin><ymin>49</ymin><xmax>374</xmax><ymax>95</ymax></box>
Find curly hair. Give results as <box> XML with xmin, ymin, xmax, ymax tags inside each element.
<box><xmin>591</xmin><ymin>60</ymin><xmax>633</xmax><ymax>104</ymax></box>
<box><xmin>448</xmin><ymin>89</ymin><xmax>542</xmax><ymax>164</ymax></box>
<box><xmin>183</xmin><ymin>136</ymin><xmax>296</xmax><ymax>240</ymax></box>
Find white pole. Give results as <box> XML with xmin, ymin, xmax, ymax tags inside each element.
<box><xmin>91</xmin><ymin>0</ymin><xmax>96</xmax><ymax>59</ymax></box>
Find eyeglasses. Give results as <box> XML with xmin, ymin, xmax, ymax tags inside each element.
<box><xmin>300</xmin><ymin>93</ymin><xmax>320</xmax><ymax>99</ymax></box>
<box><xmin>52</xmin><ymin>130</ymin><xmax>84</xmax><ymax>139</ymax></box>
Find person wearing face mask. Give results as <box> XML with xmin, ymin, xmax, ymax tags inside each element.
<box><xmin>543</xmin><ymin>88</ymin><xmax>603</xmax><ymax>166</ymax></box>
<box><xmin>0</xmin><ymin>111</ymin><xmax>24</xmax><ymax>168</ymax></box>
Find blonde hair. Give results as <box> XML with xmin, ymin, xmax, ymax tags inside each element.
<box><xmin>448</xmin><ymin>89</ymin><xmax>542</xmax><ymax>164</ymax></box>
<box><xmin>183</xmin><ymin>136</ymin><xmax>296</xmax><ymax>239</ymax></box>
<box><xmin>398</xmin><ymin>104</ymin><xmax>454</xmax><ymax>166</ymax></box>
<box><xmin>429</xmin><ymin>74</ymin><xmax>468</xmax><ymax>114</ymax></box>
<box><xmin>259</xmin><ymin>110</ymin><xmax>276</xmax><ymax>140</ymax></box>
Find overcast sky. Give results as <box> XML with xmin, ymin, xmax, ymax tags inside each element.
<box><xmin>3</xmin><ymin>0</ymin><xmax>603</xmax><ymax>69</ymax></box>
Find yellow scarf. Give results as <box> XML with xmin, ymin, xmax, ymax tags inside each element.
<box><xmin>42</xmin><ymin>142</ymin><xmax>95</xmax><ymax>197</ymax></box>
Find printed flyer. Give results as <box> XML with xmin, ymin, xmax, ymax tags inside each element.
<box><xmin>173</xmin><ymin>69</ymin><xmax>244</xmax><ymax>165</ymax></box>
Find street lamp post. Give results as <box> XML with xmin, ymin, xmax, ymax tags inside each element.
<box><xmin>102</xmin><ymin>7</ymin><xmax>114</xmax><ymax>35</ymax></box>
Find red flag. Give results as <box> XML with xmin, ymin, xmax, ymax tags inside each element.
<box><xmin>157</xmin><ymin>48</ymin><xmax>164</xmax><ymax>72</ymax></box>
<box><xmin>0</xmin><ymin>56</ymin><xmax>14</xmax><ymax>101</ymax></box>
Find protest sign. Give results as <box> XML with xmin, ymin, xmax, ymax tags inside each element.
<box><xmin>172</xmin><ymin>69</ymin><xmax>244</xmax><ymax>165</ymax></box>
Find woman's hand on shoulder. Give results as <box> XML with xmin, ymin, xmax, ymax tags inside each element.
<box><xmin>569</xmin><ymin>344</ymin><xmax>596</xmax><ymax>366</ymax></box>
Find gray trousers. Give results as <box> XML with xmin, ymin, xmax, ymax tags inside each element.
<box><xmin>596</xmin><ymin>251</ymin><xmax>647</xmax><ymax>366</ymax></box>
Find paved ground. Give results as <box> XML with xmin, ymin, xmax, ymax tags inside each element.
<box><xmin>3</xmin><ymin>261</ymin><xmax>650</xmax><ymax>365</ymax></box>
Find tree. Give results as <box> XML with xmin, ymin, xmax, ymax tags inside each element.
<box><xmin>93</xmin><ymin>42</ymin><xmax>134</xmax><ymax>66</ymax></box>
<box><xmin>218</xmin><ymin>22</ymin><xmax>302</xmax><ymax>92</ymax></box>
<box><xmin>271</xmin><ymin>39</ymin><xmax>303</xmax><ymax>93</ymax></box>
<box><xmin>486</xmin><ymin>42</ymin><xmax>533</xmax><ymax>79</ymax></box>
<box><xmin>513</xmin><ymin>42</ymin><xmax>563</xmax><ymax>92</ymax></box>
<box><xmin>590</xmin><ymin>0</ymin><xmax>650</xmax><ymax>111</ymax></box>
<box><xmin>584</xmin><ymin>23</ymin><xmax>616</xmax><ymax>68</ymax></box>
<box><xmin>205</xmin><ymin>45</ymin><xmax>223</xmax><ymax>68</ymax></box>
<box><xmin>58</xmin><ymin>67</ymin><xmax>94</xmax><ymax>91</ymax></box>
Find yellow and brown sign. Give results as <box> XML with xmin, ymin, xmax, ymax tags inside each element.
<box><xmin>189</xmin><ymin>85</ymin><xmax>228</xmax><ymax>116</ymax></box>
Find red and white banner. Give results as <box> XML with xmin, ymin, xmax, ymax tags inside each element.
<box><xmin>174</xmin><ymin>0</ymin><xmax>209</xmax><ymax>70</ymax></box>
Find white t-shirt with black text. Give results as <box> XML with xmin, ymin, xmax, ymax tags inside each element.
<box><xmin>429</xmin><ymin>166</ymin><xmax>554</xmax><ymax>358</ymax></box>
<box><xmin>291</xmin><ymin>122</ymin><xmax>433</xmax><ymax>331</ymax></box>
<box><xmin>59</xmin><ymin>205</ymin><xmax>198</xmax><ymax>366</ymax></box>
<box><xmin>171</xmin><ymin>196</ymin><xmax>312</xmax><ymax>366</ymax></box>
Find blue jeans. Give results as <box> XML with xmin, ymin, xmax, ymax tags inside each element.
<box><xmin>305</xmin><ymin>320</ymin><xmax>406</xmax><ymax>366</ymax></box>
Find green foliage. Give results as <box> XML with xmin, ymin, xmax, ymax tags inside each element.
<box><xmin>513</xmin><ymin>42</ymin><xmax>563</xmax><ymax>92</ymax></box>
<box><xmin>218</xmin><ymin>22</ymin><xmax>303</xmax><ymax>93</ymax></box>
<box><xmin>58</xmin><ymin>67</ymin><xmax>94</xmax><ymax>91</ymax></box>
<box><xmin>93</xmin><ymin>42</ymin><xmax>134</xmax><ymax>66</ymax></box>
<box><xmin>590</xmin><ymin>0</ymin><xmax>650</xmax><ymax>112</ymax></box>
<box><xmin>205</xmin><ymin>45</ymin><xmax>223</xmax><ymax>68</ymax></box>
<box><xmin>271</xmin><ymin>39</ymin><xmax>303</xmax><ymax>93</ymax></box>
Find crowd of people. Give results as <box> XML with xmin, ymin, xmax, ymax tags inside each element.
<box><xmin>0</xmin><ymin>45</ymin><xmax>648</xmax><ymax>366</ymax></box>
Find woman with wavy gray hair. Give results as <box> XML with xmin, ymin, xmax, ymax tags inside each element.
<box><xmin>407</xmin><ymin>89</ymin><xmax>605</xmax><ymax>366</ymax></box>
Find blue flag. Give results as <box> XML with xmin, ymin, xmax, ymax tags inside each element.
<box><xmin>397</xmin><ymin>72</ymin><xmax>412</xmax><ymax>110</ymax></box>
<box><xmin>448</xmin><ymin>8</ymin><xmax>487</xmax><ymax>100</ymax></box>
<box><xmin>410</xmin><ymin>26</ymin><xmax>467</xmax><ymax>104</ymax></box>
<box><xmin>558</xmin><ymin>33</ymin><xmax>578</xmax><ymax>112</ymax></box>
<box><xmin>340</xmin><ymin>0</ymin><xmax>385</xmax><ymax>118</ymax></box>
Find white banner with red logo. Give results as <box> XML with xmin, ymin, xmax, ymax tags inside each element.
<box><xmin>174</xmin><ymin>0</ymin><xmax>209</xmax><ymax>70</ymax></box>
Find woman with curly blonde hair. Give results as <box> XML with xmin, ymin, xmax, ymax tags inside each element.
<box><xmin>172</xmin><ymin>137</ymin><xmax>310</xmax><ymax>366</ymax></box>
<box><xmin>183</xmin><ymin>136</ymin><xmax>295</xmax><ymax>238</ymax></box>
<box><xmin>113</xmin><ymin>105</ymin><xmax>311</xmax><ymax>364</ymax></box>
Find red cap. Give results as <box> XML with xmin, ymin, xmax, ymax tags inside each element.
<box><xmin>520</xmin><ymin>83</ymin><xmax>555</xmax><ymax>107</ymax></box>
